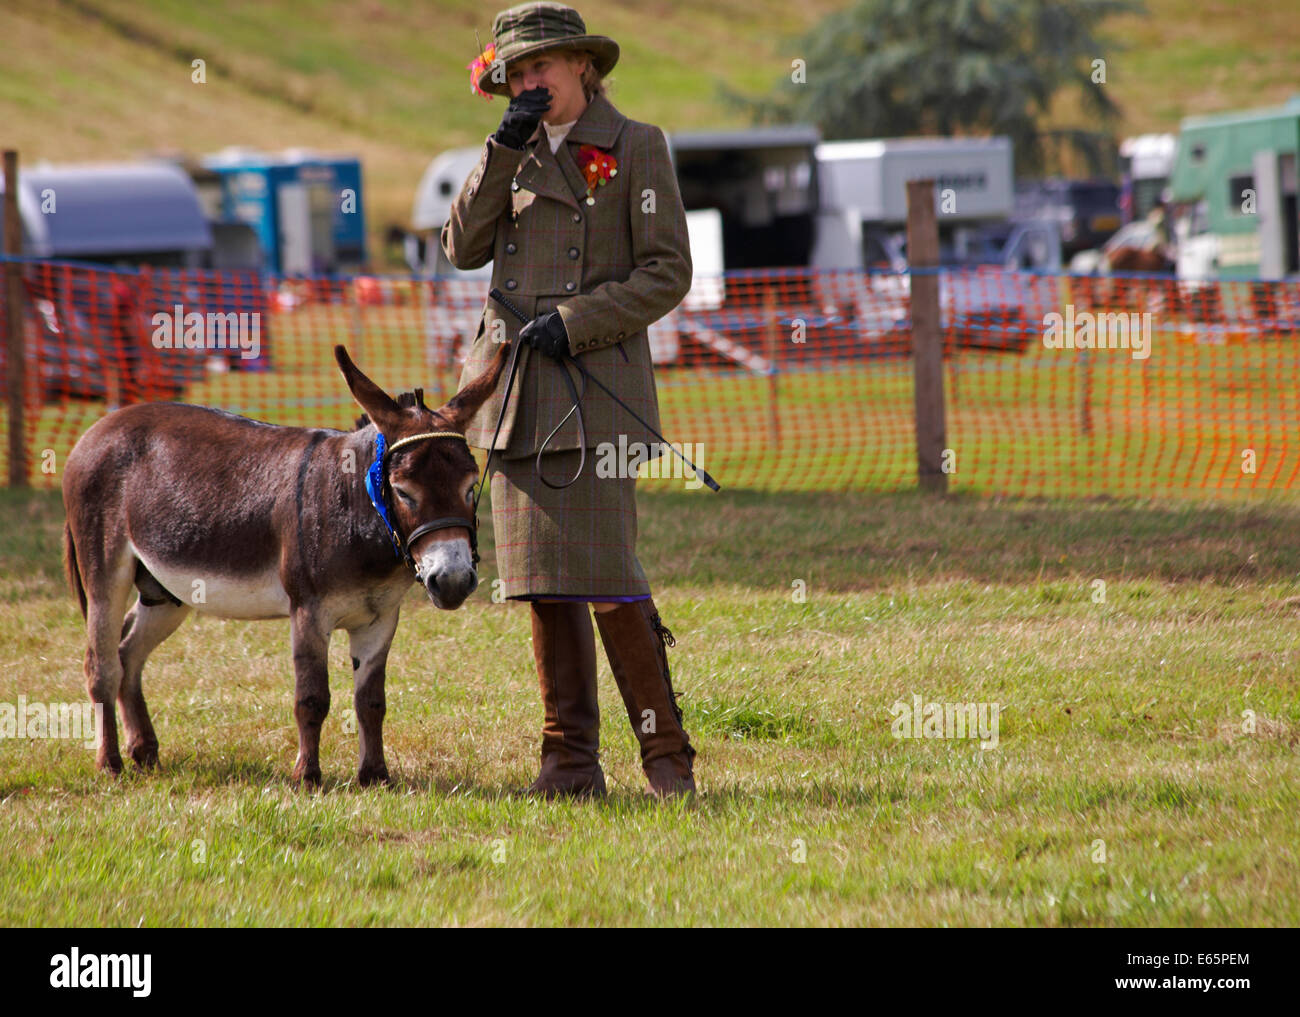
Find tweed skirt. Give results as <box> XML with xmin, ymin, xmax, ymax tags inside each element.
<box><xmin>489</xmin><ymin>447</ymin><xmax>650</xmax><ymax>599</ymax></box>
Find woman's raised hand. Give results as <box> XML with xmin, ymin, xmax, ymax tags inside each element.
<box><xmin>493</xmin><ymin>86</ymin><xmax>552</xmax><ymax>150</ymax></box>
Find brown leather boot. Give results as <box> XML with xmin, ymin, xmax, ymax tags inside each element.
<box><xmin>595</xmin><ymin>596</ymin><xmax>696</xmax><ymax>797</ymax></box>
<box><xmin>527</xmin><ymin>600</ymin><xmax>606</xmax><ymax>799</ymax></box>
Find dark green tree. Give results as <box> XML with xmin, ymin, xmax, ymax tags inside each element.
<box><xmin>721</xmin><ymin>0</ymin><xmax>1146</xmax><ymax>175</ymax></box>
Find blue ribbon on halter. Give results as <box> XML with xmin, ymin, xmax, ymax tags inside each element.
<box><xmin>364</xmin><ymin>432</ymin><xmax>402</xmax><ymax>558</ymax></box>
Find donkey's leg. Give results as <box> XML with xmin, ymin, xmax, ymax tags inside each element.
<box><xmin>290</xmin><ymin>608</ymin><xmax>331</xmax><ymax>786</ymax></box>
<box><xmin>82</xmin><ymin>550</ymin><xmax>137</xmax><ymax>774</ymax></box>
<box><xmin>348</xmin><ymin>608</ymin><xmax>401</xmax><ymax>787</ymax></box>
<box><xmin>117</xmin><ymin>598</ymin><xmax>191</xmax><ymax>769</ymax></box>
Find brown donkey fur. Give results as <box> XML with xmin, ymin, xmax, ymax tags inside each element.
<box><xmin>62</xmin><ymin>342</ymin><xmax>507</xmax><ymax>786</ymax></box>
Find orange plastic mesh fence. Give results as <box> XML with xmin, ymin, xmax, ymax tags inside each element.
<box><xmin>1</xmin><ymin>258</ymin><xmax>1297</xmax><ymax>496</ymax></box>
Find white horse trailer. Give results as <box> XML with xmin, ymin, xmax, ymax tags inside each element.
<box><xmin>408</xmin><ymin>148</ymin><xmax>495</xmax><ymax>373</ymax></box>
<box><xmin>410</xmin><ymin>131</ymin><xmax>1062</xmax><ymax>367</ymax></box>
<box><xmin>810</xmin><ymin>136</ymin><xmax>1061</xmax><ymax>354</ymax></box>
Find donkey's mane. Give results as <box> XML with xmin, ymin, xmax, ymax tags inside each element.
<box><xmin>353</xmin><ymin>390</ymin><xmax>436</xmax><ymax>431</ymax></box>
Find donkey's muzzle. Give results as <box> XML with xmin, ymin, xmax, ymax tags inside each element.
<box><xmin>415</xmin><ymin>533</ymin><xmax>477</xmax><ymax>609</ymax></box>
<box><xmin>425</xmin><ymin>566</ymin><xmax>477</xmax><ymax>610</ymax></box>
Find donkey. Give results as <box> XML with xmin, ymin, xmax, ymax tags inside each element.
<box><xmin>62</xmin><ymin>342</ymin><xmax>508</xmax><ymax>786</ymax></box>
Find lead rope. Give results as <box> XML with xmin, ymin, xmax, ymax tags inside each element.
<box><xmin>535</xmin><ymin>358</ymin><xmax>586</xmax><ymax>489</ymax></box>
<box><xmin>471</xmin><ymin>302</ymin><xmax>590</xmax><ymax>525</ymax></box>
<box><xmin>472</xmin><ymin>333</ymin><xmax>525</xmax><ymax>528</ymax></box>
<box><xmin>489</xmin><ymin>287</ymin><xmax>721</xmax><ymax>493</ymax></box>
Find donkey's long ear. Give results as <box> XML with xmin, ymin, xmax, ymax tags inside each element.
<box><xmin>434</xmin><ymin>339</ymin><xmax>512</xmax><ymax>433</ymax></box>
<box><xmin>335</xmin><ymin>345</ymin><xmax>403</xmax><ymax>432</ymax></box>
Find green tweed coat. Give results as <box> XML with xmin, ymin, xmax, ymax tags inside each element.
<box><xmin>440</xmin><ymin>91</ymin><xmax>693</xmax><ymax>596</ymax></box>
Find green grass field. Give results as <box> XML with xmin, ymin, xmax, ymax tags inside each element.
<box><xmin>1</xmin><ymin>483</ymin><xmax>1297</xmax><ymax>926</ymax></box>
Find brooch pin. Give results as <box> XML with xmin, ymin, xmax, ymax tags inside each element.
<box><xmin>577</xmin><ymin>145</ymin><xmax>617</xmax><ymax>205</ymax></box>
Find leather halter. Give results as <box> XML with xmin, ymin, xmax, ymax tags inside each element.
<box><xmin>370</xmin><ymin>430</ymin><xmax>480</xmax><ymax>571</ymax></box>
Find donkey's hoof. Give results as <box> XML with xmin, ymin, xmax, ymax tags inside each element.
<box><xmin>129</xmin><ymin>741</ymin><xmax>159</xmax><ymax>770</ymax></box>
<box><xmin>97</xmin><ymin>753</ymin><xmax>124</xmax><ymax>775</ymax></box>
<box><xmin>357</xmin><ymin>764</ymin><xmax>390</xmax><ymax>788</ymax></box>
<box><xmin>292</xmin><ymin>763</ymin><xmax>323</xmax><ymax>787</ymax></box>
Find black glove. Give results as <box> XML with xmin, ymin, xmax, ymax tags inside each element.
<box><xmin>519</xmin><ymin>311</ymin><xmax>570</xmax><ymax>360</ymax></box>
<box><xmin>493</xmin><ymin>86</ymin><xmax>551</xmax><ymax>150</ymax></box>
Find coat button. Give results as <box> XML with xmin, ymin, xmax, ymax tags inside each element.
<box><xmin>512</xmin><ymin>181</ymin><xmax>520</xmax><ymax>191</ymax></box>
<box><xmin>506</xmin><ymin>242</ymin><xmax>517</xmax><ymax>254</ymax></box>
<box><xmin>572</xmin><ymin>212</ymin><xmax>582</xmax><ymax>222</ymax></box>
<box><xmin>565</xmin><ymin>281</ymin><xmax>576</xmax><ymax>291</ymax></box>
<box><xmin>467</xmin><ymin>186</ymin><xmax>475</xmax><ymax>196</ymax></box>
<box><xmin>568</xmin><ymin>247</ymin><xmax>580</xmax><ymax>259</ymax></box>
<box><xmin>506</xmin><ymin>279</ymin><xmax>518</xmax><ymax>290</ymax></box>
<box><xmin>617</xmin><ymin>331</ymin><xmax>625</xmax><ymax>338</ymax></box>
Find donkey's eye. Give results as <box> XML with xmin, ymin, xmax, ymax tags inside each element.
<box><xmin>394</xmin><ymin>487</ymin><xmax>416</xmax><ymax>506</ymax></box>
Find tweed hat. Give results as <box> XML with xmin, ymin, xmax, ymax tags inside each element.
<box><xmin>471</xmin><ymin>3</ymin><xmax>618</xmax><ymax>98</ymax></box>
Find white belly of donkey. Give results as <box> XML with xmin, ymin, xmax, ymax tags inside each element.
<box><xmin>132</xmin><ymin>545</ymin><xmax>291</xmax><ymax>619</ymax></box>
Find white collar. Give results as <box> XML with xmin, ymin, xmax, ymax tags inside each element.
<box><xmin>542</xmin><ymin>118</ymin><xmax>579</xmax><ymax>153</ymax></box>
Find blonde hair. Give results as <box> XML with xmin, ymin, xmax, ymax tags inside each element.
<box><xmin>566</xmin><ymin>48</ymin><xmax>607</xmax><ymax>101</ymax></box>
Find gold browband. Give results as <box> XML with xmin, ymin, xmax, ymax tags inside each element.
<box><xmin>386</xmin><ymin>431</ymin><xmax>468</xmax><ymax>455</ymax></box>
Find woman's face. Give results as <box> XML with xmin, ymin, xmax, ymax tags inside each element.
<box><xmin>507</xmin><ymin>49</ymin><xmax>589</xmax><ymax>125</ymax></box>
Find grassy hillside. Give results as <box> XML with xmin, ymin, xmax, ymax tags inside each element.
<box><xmin>1</xmin><ymin>0</ymin><xmax>1297</xmax><ymax>266</ymax></box>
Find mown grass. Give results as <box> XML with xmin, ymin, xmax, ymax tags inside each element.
<box><xmin>1</xmin><ymin>485</ymin><xmax>1297</xmax><ymax>925</ymax></box>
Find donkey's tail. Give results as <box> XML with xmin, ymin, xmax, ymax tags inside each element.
<box><xmin>64</xmin><ymin>523</ymin><xmax>87</xmax><ymax>619</ymax></box>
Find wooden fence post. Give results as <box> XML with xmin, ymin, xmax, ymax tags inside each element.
<box><xmin>907</xmin><ymin>179</ymin><xmax>946</xmax><ymax>494</ymax></box>
<box><xmin>764</xmin><ymin>286</ymin><xmax>780</xmax><ymax>446</ymax></box>
<box><xmin>4</xmin><ymin>150</ymin><xmax>27</xmax><ymax>488</ymax></box>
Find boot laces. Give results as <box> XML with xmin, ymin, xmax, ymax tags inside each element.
<box><xmin>648</xmin><ymin>608</ymin><xmax>685</xmax><ymax>727</ymax></box>
<box><xmin>651</xmin><ymin>612</ymin><xmax>676</xmax><ymax>647</ymax></box>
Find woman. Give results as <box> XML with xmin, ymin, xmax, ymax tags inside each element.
<box><xmin>441</xmin><ymin>2</ymin><xmax>697</xmax><ymax>798</ymax></box>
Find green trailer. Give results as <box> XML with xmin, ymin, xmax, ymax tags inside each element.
<box><xmin>1170</xmin><ymin>96</ymin><xmax>1300</xmax><ymax>281</ymax></box>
